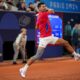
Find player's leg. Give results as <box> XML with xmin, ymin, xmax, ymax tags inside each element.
<box><xmin>19</xmin><ymin>46</ymin><xmax>45</xmax><ymax>78</ymax></box>
<box><xmin>13</xmin><ymin>44</ymin><xmax>19</xmax><ymax>64</ymax></box>
<box><xmin>55</xmin><ymin>38</ymin><xmax>80</xmax><ymax>60</ymax></box>
<box><xmin>55</xmin><ymin>38</ymin><xmax>74</xmax><ymax>53</ymax></box>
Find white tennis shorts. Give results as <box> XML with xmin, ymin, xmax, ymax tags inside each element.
<box><xmin>39</xmin><ymin>35</ymin><xmax>59</xmax><ymax>48</ymax></box>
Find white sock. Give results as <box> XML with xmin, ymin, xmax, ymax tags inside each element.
<box><xmin>23</xmin><ymin>64</ymin><xmax>29</xmax><ymax>72</ymax></box>
<box><xmin>72</xmin><ymin>51</ymin><xmax>80</xmax><ymax>56</ymax></box>
<box><xmin>72</xmin><ymin>51</ymin><xmax>77</xmax><ymax>56</ymax></box>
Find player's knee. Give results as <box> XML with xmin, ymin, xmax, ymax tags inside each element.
<box><xmin>31</xmin><ymin>48</ymin><xmax>44</xmax><ymax>60</ymax></box>
<box><xmin>31</xmin><ymin>53</ymin><xmax>42</xmax><ymax>60</ymax></box>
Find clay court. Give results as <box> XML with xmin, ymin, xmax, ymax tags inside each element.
<box><xmin>0</xmin><ymin>56</ymin><xmax>80</xmax><ymax>80</ymax></box>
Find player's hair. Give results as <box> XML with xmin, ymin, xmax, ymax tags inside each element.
<box><xmin>37</xmin><ymin>2</ymin><xmax>45</xmax><ymax>8</ymax></box>
<box><xmin>21</xmin><ymin>28</ymin><xmax>27</xmax><ymax>32</ymax></box>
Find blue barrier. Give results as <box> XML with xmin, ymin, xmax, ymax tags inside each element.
<box><xmin>41</xmin><ymin>45</ymin><xmax>63</xmax><ymax>58</ymax></box>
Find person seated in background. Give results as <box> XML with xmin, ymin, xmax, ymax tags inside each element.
<box><xmin>28</xmin><ymin>2</ymin><xmax>35</xmax><ymax>12</ymax></box>
<box><xmin>0</xmin><ymin>0</ymin><xmax>8</xmax><ymax>10</ymax></box>
<box><xmin>6</xmin><ymin>0</ymin><xmax>18</xmax><ymax>11</ymax></box>
<box><xmin>17</xmin><ymin>1</ymin><xmax>27</xmax><ymax>11</ymax></box>
<box><xmin>13</xmin><ymin>28</ymin><xmax>27</xmax><ymax>64</ymax></box>
<box><xmin>34</xmin><ymin>0</ymin><xmax>40</xmax><ymax>12</ymax></box>
<box><xmin>6</xmin><ymin>0</ymin><xmax>13</xmax><ymax>6</ymax></box>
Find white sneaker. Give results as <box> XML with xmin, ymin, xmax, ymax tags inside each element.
<box><xmin>74</xmin><ymin>53</ymin><xmax>80</xmax><ymax>61</ymax></box>
<box><xmin>19</xmin><ymin>68</ymin><xmax>26</xmax><ymax>78</ymax></box>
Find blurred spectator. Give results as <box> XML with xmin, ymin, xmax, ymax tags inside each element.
<box><xmin>0</xmin><ymin>0</ymin><xmax>8</xmax><ymax>10</ymax></box>
<box><xmin>17</xmin><ymin>1</ymin><xmax>27</xmax><ymax>11</ymax></box>
<box><xmin>71</xmin><ymin>24</ymin><xmax>79</xmax><ymax>50</ymax></box>
<box><xmin>64</xmin><ymin>21</ymin><xmax>72</xmax><ymax>44</ymax></box>
<box><xmin>6</xmin><ymin>0</ymin><xmax>13</xmax><ymax>5</ymax></box>
<box><xmin>28</xmin><ymin>2</ymin><xmax>35</xmax><ymax>12</ymax></box>
<box><xmin>16</xmin><ymin>1</ymin><xmax>21</xmax><ymax>8</ymax></box>
<box><xmin>76</xmin><ymin>24</ymin><xmax>80</xmax><ymax>53</ymax></box>
<box><xmin>77</xmin><ymin>24</ymin><xmax>80</xmax><ymax>41</ymax></box>
<box><xmin>5</xmin><ymin>0</ymin><xmax>18</xmax><ymax>11</ymax></box>
<box><xmin>34</xmin><ymin>0</ymin><xmax>40</xmax><ymax>12</ymax></box>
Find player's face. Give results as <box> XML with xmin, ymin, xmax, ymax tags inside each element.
<box><xmin>22</xmin><ymin>30</ymin><xmax>27</xmax><ymax>35</ymax></box>
<box><xmin>39</xmin><ymin>4</ymin><xmax>47</xmax><ymax>12</ymax></box>
<box><xmin>0</xmin><ymin>0</ymin><xmax>2</xmax><ymax>2</ymax></box>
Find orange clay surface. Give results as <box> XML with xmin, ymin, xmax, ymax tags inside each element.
<box><xmin>0</xmin><ymin>56</ymin><xmax>80</xmax><ymax>80</ymax></box>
